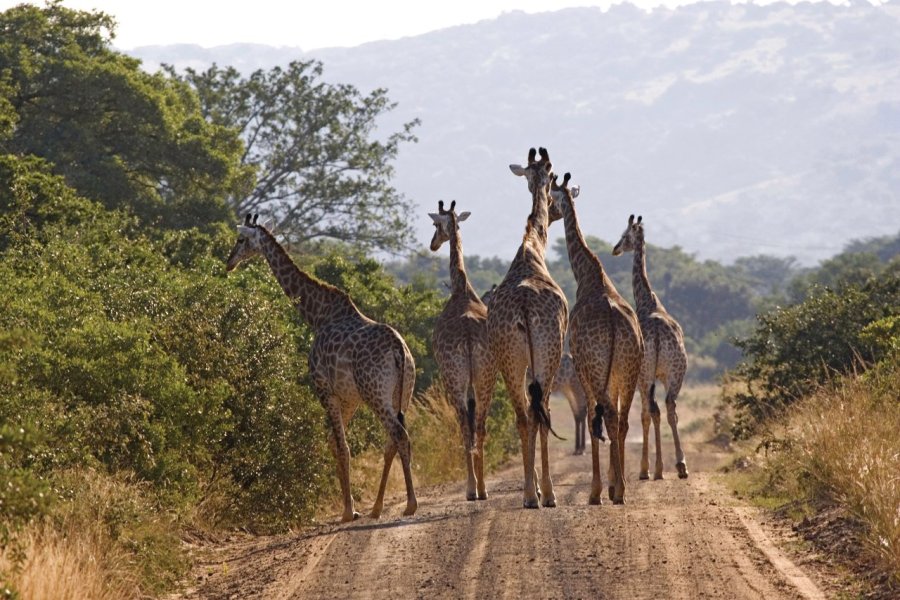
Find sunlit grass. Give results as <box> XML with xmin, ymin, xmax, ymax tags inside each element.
<box><xmin>725</xmin><ymin>358</ymin><xmax>900</xmax><ymax>586</ymax></box>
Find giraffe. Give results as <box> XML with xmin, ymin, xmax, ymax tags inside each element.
<box><xmin>428</xmin><ymin>200</ymin><xmax>497</xmax><ymax>501</ymax></box>
<box><xmin>552</xmin><ymin>353</ymin><xmax>588</xmax><ymax>456</ymax></box>
<box><xmin>480</xmin><ymin>284</ymin><xmax>498</xmax><ymax>307</ymax></box>
<box><xmin>488</xmin><ymin>147</ymin><xmax>568</xmax><ymax>509</ymax></box>
<box><xmin>549</xmin><ymin>173</ymin><xmax>644</xmax><ymax>504</ymax></box>
<box><xmin>613</xmin><ymin>215</ymin><xmax>689</xmax><ymax>480</ymax></box>
<box><xmin>225</xmin><ymin>214</ymin><xmax>417</xmax><ymax>522</ymax></box>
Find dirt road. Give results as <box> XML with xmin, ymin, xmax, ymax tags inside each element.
<box><xmin>179</xmin><ymin>398</ymin><xmax>829</xmax><ymax>600</ymax></box>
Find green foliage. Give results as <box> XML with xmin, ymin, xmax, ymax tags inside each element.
<box><xmin>788</xmin><ymin>251</ymin><xmax>886</xmax><ymax>302</ymax></box>
<box><xmin>177</xmin><ymin>61</ymin><xmax>419</xmax><ymax>253</ymax></box>
<box><xmin>0</xmin><ymin>2</ymin><xmax>247</xmax><ymax>230</ymax></box>
<box><xmin>726</xmin><ymin>272</ymin><xmax>900</xmax><ymax>436</ymax></box>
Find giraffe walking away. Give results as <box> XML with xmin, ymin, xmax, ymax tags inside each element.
<box><xmin>429</xmin><ymin>200</ymin><xmax>497</xmax><ymax>501</ymax></box>
<box><xmin>613</xmin><ymin>215</ymin><xmax>689</xmax><ymax>480</ymax></box>
<box><xmin>549</xmin><ymin>173</ymin><xmax>644</xmax><ymax>504</ymax></box>
<box><xmin>552</xmin><ymin>353</ymin><xmax>588</xmax><ymax>456</ymax></box>
<box><xmin>225</xmin><ymin>215</ymin><xmax>417</xmax><ymax>522</ymax></box>
<box><xmin>488</xmin><ymin>147</ymin><xmax>568</xmax><ymax>509</ymax></box>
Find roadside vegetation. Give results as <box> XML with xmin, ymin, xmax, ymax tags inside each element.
<box><xmin>2</xmin><ymin>3</ymin><xmax>899</xmax><ymax>599</ymax></box>
<box><xmin>720</xmin><ymin>251</ymin><xmax>900</xmax><ymax>593</ymax></box>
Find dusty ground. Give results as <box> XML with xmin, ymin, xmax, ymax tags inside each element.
<box><xmin>176</xmin><ymin>392</ymin><xmax>839</xmax><ymax>600</ymax></box>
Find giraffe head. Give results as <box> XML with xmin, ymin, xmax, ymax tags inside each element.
<box><xmin>428</xmin><ymin>200</ymin><xmax>470</xmax><ymax>251</ymax></box>
<box><xmin>509</xmin><ymin>147</ymin><xmax>554</xmax><ymax>197</ymax></box>
<box><xmin>549</xmin><ymin>172</ymin><xmax>581</xmax><ymax>224</ymax></box>
<box><xmin>225</xmin><ymin>213</ymin><xmax>266</xmax><ymax>271</ymax></box>
<box><xmin>612</xmin><ymin>214</ymin><xmax>643</xmax><ymax>256</ymax></box>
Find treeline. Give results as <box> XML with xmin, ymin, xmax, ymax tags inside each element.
<box><xmin>0</xmin><ymin>3</ymin><xmax>463</xmax><ymax>597</ymax></box>
<box><xmin>389</xmin><ymin>230</ymin><xmax>900</xmax><ymax>380</ymax></box>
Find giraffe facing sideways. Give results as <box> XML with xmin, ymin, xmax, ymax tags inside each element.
<box><xmin>429</xmin><ymin>200</ymin><xmax>497</xmax><ymax>501</ymax></box>
<box><xmin>613</xmin><ymin>215</ymin><xmax>689</xmax><ymax>480</ymax></box>
<box><xmin>226</xmin><ymin>215</ymin><xmax>418</xmax><ymax>522</ymax></box>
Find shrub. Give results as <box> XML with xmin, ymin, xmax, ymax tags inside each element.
<box><xmin>726</xmin><ymin>273</ymin><xmax>900</xmax><ymax>436</ymax></box>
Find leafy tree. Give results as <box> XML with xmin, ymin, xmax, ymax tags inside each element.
<box><xmin>177</xmin><ymin>61</ymin><xmax>419</xmax><ymax>253</ymax></box>
<box><xmin>788</xmin><ymin>251</ymin><xmax>885</xmax><ymax>302</ymax></box>
<box><xmin>0</xmin><ymin>2</ymin><xmax>248</xmax><ymax>229</ymax></box>
<box><xmin>732</xmin><ymin>254</ymin><xmax>799</xmax><ymax>297</ymax></box>
<box><xmin>726</xmin><ymin>271</ymin><xmax>900</xmax><ymax>436</ymax></box>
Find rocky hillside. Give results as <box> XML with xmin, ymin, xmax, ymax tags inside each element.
<box><xmin>131</xmin><ymin>1</ymin><xmax>900</xmax><ymax>264</ymax></box>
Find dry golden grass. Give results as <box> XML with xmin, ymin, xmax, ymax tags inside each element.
<box><xmin>0</xmin><ymin>522</ymin><xmax>140</xmax><ymax>600</ymax></box>
<box><xmin>1</xmin><ymin>468</ymin><xmax>186</xmax><ymax>599</ymax></box>
<box><xmin>322</xmin><ymin>383</ymin><xmax>469</xmax><ymax>518</ymax></box>
<box><xmin>785</xmin><ymin>367</ymin><xmax>900</xmax><ymax>581</ymax></box>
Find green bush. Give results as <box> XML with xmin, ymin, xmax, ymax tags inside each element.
<box><xmin>726</xmin><ymin>272</ymin><xmax>900</xmax><ymax>436</ymax></box>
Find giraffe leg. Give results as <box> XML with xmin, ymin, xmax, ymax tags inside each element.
<box><xmin>326</xmin><ymin>417</ymin><xmax>358</xmax><ymax>523</ymax></box>
<box><xmin>588</xmin><ymin>405</ymin><xmax>604</xmax><ymax>505</ymax></box>
<box><xmin>449</xmin><ymin>387</ymin><xmax>478</xmax><ymax>501</ymax></box>
<box><xmin>539</xmin><ymin>419</ymin><xmax>556</xmax><ymax>507</ymax></box>
<box><xmin>665</xmin><ymin>383</ymin><xmax>688</xmax><ymax>479</ymax></box>
<box><xmin>371</xmin><ymin>438</ymin><xmax>396</xmax><ymax>518</ymax></box>
<box><xmin>616</xmin><ymin>401</ymin><xmax>630</xmax><ymax>504</ymax></box>
<box><xmin>503</xmin><ymin>369</ymin><xmax>539</xmax><ymax>508</ymax></box>
<box><xmin>639</xmin><ymin>386</ymin><xmax>651</xmax><ymax>480</ymax></box>
<box><xmin>604</xmin><ymin>407</ymin><xmax>624</xmax><ymax>504</ymax></box>
<box><xmin>652</xmin><ymin>399</ymin><xmax>664</xmax><ymax>480</ymax></box>
<box><xmin>371</xmin><ymin>407</ymin><xmax>417</xmax><ymax>518</ymax></box>
<box><xmin>474</xmin><ymin>377</ymin><xmax>494</xmax><ymax>500</ymax></box>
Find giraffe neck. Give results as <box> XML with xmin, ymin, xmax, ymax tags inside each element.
<box><xmin>523</xmin><ymin>183</ymin><xmax>550</xmax><ymax>258</ymax></box>
<box><xmin>447</xmin><ymin>213</ymin><xmax>475</xmax><ymax>298</ymax></box>
<box><xmin>632</xmin><ymin>233</ymin><xmax>660</xmax><ymax>318</ymax></box>
<box><xmin>257</xmin><ymin>229</ymin><xmax>361</xmax><ymax>330</ymax></box>
<box><xmin>559</xmin><ymin>196</ymin><xmax>606</xmax><ymax>295</ymax></box>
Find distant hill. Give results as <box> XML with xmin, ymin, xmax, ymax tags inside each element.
<box><xmin>129</xmin><ymin>1</ymin><xmax>900</xmax><ymax>265</ymax></box>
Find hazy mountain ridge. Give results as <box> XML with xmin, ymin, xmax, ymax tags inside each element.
<box><xmin>130</xmin><ymin>1</ymin><xmax>900</xmax><ymax>264</ymax></box>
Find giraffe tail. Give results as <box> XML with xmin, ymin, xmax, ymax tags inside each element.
<box><xmin>649</xmin><ymin>383</ymin><xmax>660</xmax><ymax>416</ymax></box>
<box><xmin>592</xmin><ymin>298</ymin><xmax>617</xmax><ymax>442</ymax></box>
<box><xmin>393</xmin><ymin>344</ymin><xmax>409</xmax><ymax>431</ymax></box>
<box><xmin>529</xmin><ymin>381</ymin><xmax>565</xmax><ymax>441</ymax></box>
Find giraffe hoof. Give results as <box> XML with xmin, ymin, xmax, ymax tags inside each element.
<box><xmin>608</xmin><ymin>486</ymin><xmax>615</xmax><ymax>501</ymax></box>
<box><xmin>477</xmin><ymin>492</ymin><xmax>489</xmax><ymax>500</ymax></box>
<box><xmin>542</xmin><ymin>495</ymin><xmax>557</xmax><ymax>508</ymax></box>
<box><xmin>343</xmin><ymin>511</ymin><xmax>361</xmax><ymax>523</ymax></box>
<box><xmin>639</xmin><ymin>472</ymin><xmax>650</xmax><ymax>480</ymax></box>
<box><xmin>653</xmin><ymin>473</ymin><xmax>664</xmax><ymax>481</ymax></box>
<box><xmin>588</xmin><ymin>495</ymin><xmax>603</xmax><ymax>506</ymax></box>
<box><xmin>523</xmin><ymin>497</ymin><xmax>540</xmax><ymax>509</ymax></box>
<box><xmin>677</xmin><ymin>463</ymin><xmax>689</xmax><ymax>479</ymax></box>
<box><xmin>403</xmin><ymin>501</ymin><xmax>418</xmax><ymax>516</ymax></box>
<box><xmin>466</xmin><ymin>492</ymin><xmax>478</xmax><ymax>501</ymax></box>
<box><xmin>613</xmin><ymin>498</ymin><xmax>625</xmax><ymax>505</ymax></box>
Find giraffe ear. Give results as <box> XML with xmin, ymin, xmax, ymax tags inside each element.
<box><xmin>509</xmin><ymin>164</ymin><xmax>527</xmax><ymax>177</ymax></box>
<box><xmin>458</xmin><ymin>211</ymin><xmax>471</xmax><ymax>222</ymax></box>
<box><xmin>570</xmin><ymin>185</ymin><xmax>580</xmax><ymax>198</ymax></box>
<box><xmin>428</xmin><ymin>212</ymin><xmax>442</xmax><ymax>223</ymax></box>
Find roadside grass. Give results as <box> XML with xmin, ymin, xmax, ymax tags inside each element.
<box><xmin>0</xmin><ymin>468</ymin><xmax>186</xmax><ymax>600</ymax></box>
<box><xmin>723</xmin><ymin>358</ymin><xmax>900</xmax><ymax>589</ymax></box>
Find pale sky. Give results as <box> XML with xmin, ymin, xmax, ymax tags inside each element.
<box><xmin>0</xmin><ymin>0</ymin><xmax>854</xmax><ymax>50</ymax></box>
